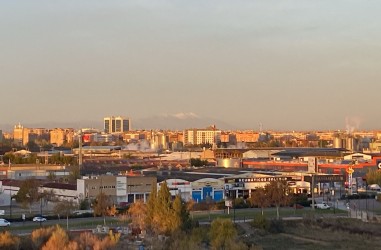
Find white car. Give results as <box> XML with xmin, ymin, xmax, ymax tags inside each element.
<box><xmin>0</xmin><ymin>218</ymin><xmax>11</xmax><ymax>227</ymax></box>
<box><xmin>32</xmin><ymin>216</ymin><xmax>47</xmax><ymax>222</ymax></box>
<box><xmin>316</xmin><ymin>203</ymin><xmax>331</xmax><ymax>209</ymax></box>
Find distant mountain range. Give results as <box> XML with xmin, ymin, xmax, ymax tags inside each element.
<box><xmin>0</xmin><ymin>113</ymin><xmax>238</xmax><ymax>132</ymax></box>
<box><xmin>132</xmin><ymin>113</ymin><xmax>237</xmax><ymax>130</ymax></box>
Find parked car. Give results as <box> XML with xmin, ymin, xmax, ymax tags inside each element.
<box><xmin>0</xmin><ymin>218</ymin><xmax>11</xmax><ymax>227</ymax></box>
<box><xmin>32</xmin><ymin>216</ymin><xmax>47</xmax><ymax>222</ymax></box>
<box><xmin>311</xmin><ymin>202</ymin><xmax>330</xmax><ymax>209</ymax></box>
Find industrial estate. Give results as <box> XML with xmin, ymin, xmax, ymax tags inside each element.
<box><xmin>1</xmin><ymin>117</ymin><xmax>381</xmax><ymax>249</ymax></box>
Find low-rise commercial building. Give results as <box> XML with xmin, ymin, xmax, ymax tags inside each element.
<box><xmin>77</xmin><ymin>175</ymin><xmax>156</xmax><ymax>205</ymax></box>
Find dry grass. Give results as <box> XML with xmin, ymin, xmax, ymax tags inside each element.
<box><xmin>240</xmin><ymin>218</ymin><xmax>381</xmax><ymax>250</ymax></box>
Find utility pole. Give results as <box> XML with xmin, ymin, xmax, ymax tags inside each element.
<box><xmin>9</xmin><ymin>183</ymin><xmax>12</xmax><ymax>219</ymax></box>
<box><xmin>78</xmin><ymin>129</ymin><xmax>83</xmax><ymax>172</ymax></box>
<box><xmin>311</xmin><ymin>174</ymin><xmax>315</xmax><ymax>211</ymax></box>
<box><xmin>40</xmin><ymin>195</ymin><xmax>43</xmax><ymax>227</ymax></box>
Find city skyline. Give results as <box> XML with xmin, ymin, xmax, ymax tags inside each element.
<box><xmin>1</xmin><ymin>1</ymin><xmax>381</xmax><ymax>131</ymax></box>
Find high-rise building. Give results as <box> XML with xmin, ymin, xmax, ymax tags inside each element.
<box><xmin>104</xmin><ymin>116</ymin><xmax>131</xmax><ymax>133</ymax></box>
<box><xmin>13</xmin><ymin>123</ymin><xmax>24</xmax><ymax>145</ymax></box>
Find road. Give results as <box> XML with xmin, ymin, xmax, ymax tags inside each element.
<box><xmin>0</xmin><ymin>216</ymin><xmax>121</xmax><ymax>235</ymax></box>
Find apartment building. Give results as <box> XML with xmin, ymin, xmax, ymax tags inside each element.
<box><xmin>183</xmin><ymin>125</ymin><xmax>221</xmax><ymax>146</ymax></box>
<box><xmin>235</xmin><ymin>131</ymin><xmax>259</xmax><ymax>143</ymax></box>
<box><xmin>13</xmin><ymin>123</ymin><xmax>24</xmax><ymax>145</ymax></box>
<box><xmin>50</xmin><ymin>128</ymin><xmax>75</xmax><ymax>146</ymax></box>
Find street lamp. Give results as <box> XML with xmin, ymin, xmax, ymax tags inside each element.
<box><xmin>9</xmin><ymin>182</ymin><xmax>12</xmax><ymax>219</ymax></box>
<box><xmin>40</xmin><ymin>195</ymin><xmax>43</xmax><ymax>227</ymax></box>
<box><xmin>38</xmin><ymin>187</ymin><xmax>44</xmax><ymax>227</ymax></box>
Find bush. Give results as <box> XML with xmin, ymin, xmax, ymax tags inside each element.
<box><xmin>268</xmin><ymin>219</ymin><xmax>284</xmax><ymax>234</ymax></box>
<box><xmin>0</xmin><ymin>231</ymin><xmax>20</xmax><ymax>250</ymax></box>
<box><xmin>215</xmin><ymin>200</ymin><xmax>225</xmax><ymax>210</ymax></box>
<box><xmin>251</xmin><ymin>215</ymin><xmax>269</xmax><ymax>231</ymax></box>
<box><xmin>233</xmin><ymin>198</ymin><xmax>250</xmax><ymax>209</ymax></box>
<box><xmin>290</xmin><ymin>194</ymin><xmax>310</xmax><ymax>207</ymax></box>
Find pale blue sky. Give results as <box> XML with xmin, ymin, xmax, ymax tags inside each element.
<box><xmin>1</xmin><ymin>0</ymin><xmax>380</xmax><ymax>130</ymax></box>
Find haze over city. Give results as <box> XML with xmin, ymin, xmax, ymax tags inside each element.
<box><xmin>1</xmin><ymin>1</ymin><xmax>381</xmax><ymax>131</ymax></box>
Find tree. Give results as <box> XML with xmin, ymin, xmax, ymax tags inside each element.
<box><xmin>14</xmin><ymin>179</ymin><xmax>40</xmax><ymax>213</ymax></box>
<box><xmin>93</xmin><ymin>192</ymin><xmax>112</xmax><ymax>225</ymax></box>
<box><xmin>79</xmin><ymin>199</ymin><xmax>90</xmax><ymax>210</ymax></box>
<box><xmin>366</xmin><ymin>169</ymin><xmax>381</xmax><ymax>186</ymax></box>
<box><xmin>53</xmin><ymin>200</ymin><xmax>77</xmax><ymax>230</ymax></box>
<box><xmin>68</xmin><ymin>165</ymin><xmax>80</xmax><ymax>182</ymax></box>
<box><xmin>146</xmin><ymin>182</ymin><xmax>158</xmax><ymax>232</ymax></box>
<box><xmin>249</xmin><ymin>187</ymin><xmax>269</xmax><ymax>217</ymax></box>
<box><xmin>172</xmin><ymin>195</ymin><xmax>191</xmax><ymax>231</ymax></box>
<box><xmin>42</xmin><ymin>189</ymin><xmax>56</xmax><ymax>203</ymax></box>
<box><xmin>107</xmin><ymin>204</ymin><xmax>118</xmax><ymax>217</ymax></box>
<box><xmin>145</xmin><ymin>182</ymin><xmax>191</xmax><ymax>236</ymax></box>
<box><xmin>153</xmin><ymin>181</ymin><xmax>173</xmax><ymax>235</ymax></box>
<box><xmin>209</xmin><ymin>218</ymin><xmax>237</xmax><ymax>250</ymax></box>
<box><xmin>128</xmin><ymin>200</ymin><xmax>147</xmax><ymax>232</ymax></box>
<box><xmin>266</xmin><ymin>180</ymin><xmax>290</xmax><ymax>220</ymax></box>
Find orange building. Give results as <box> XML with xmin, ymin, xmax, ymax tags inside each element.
<box><xmin>235</xmin><ymin>131</ymin><xmax>259</xmax><ymax>143</ymax></box>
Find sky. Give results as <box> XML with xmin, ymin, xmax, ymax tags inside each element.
<box><xmin>1</xmin><ymin>0</ymin><xmax>381</xmax><ymax>131</ymax></box>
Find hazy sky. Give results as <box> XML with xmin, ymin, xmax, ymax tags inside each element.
<box><xmin>1</xmin><ymin>0</ymin><xmax>380</xmax><ymax>131</ymax></box>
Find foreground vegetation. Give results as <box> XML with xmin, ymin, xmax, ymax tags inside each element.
<box><xmin>0</xmin><ymin>225</ymin><xmax>120</xmax><ymax>250</ymax></box>
<box><xmin>244</xmin><ymin>216</ymin><xmax>381</xmax><ymax>250</ymax></box>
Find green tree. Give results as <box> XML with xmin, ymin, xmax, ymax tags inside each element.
<box><xmin>146</xmin><ymin>182</ymin><xmax>158</xmax><ymax>232</ymax></box>
<box><xmin>79</xmin><ymin>199</ymin><xmax>90</xmax><ymax>210</ymax></box>
<box><xmin>266</xmin><ymin>180</ymin><xmax>290</xmax><ymax>220</ymax></box>
<box><xmin>154</xmin><ymin>181</ymin><xmax>173</xmax><ymax>235</ymax></box>
<box><xmin>14</xmin><ymin>179</ymin><xmax>40</xmax><ymax>213</ymax></box>
<box><xmin>145</xmin><ymin>182</ymin><xmax>191</xmax><ymax>236</ymax></box>
<box><xmin>249</xmin><ymin>187</ymin><xmax>269</xmax><ymax>216</ymax></box>
<box><xmin>172</xmin><ymin>195</ymin><xmax>191</xmax><ymax>231</ymax></box>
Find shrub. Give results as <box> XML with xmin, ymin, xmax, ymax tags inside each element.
<box><xmin>0</xmin><ymin>231</ymin><xmax>20</xmax><ymax>250</ymax></box>
<box><xmin>31</xmin><ymin>226</ymin><xmax>56</xmax><ymax>250</ymax></box>
<box><xmin>233</xmin><ymin>198</ymin><xmax>250</xmax><ymax>209</ymax></box>
<box><xmin>268</xmin><ymin>219</ymin><xmax>284</xmax><ymax>234</ymax></box>
<box><xmin>251</xmin><ymin>215</ymin><xmax>269</xmax><ymax>231</ymax></box>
